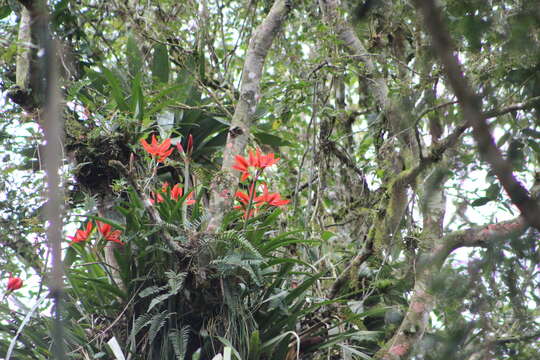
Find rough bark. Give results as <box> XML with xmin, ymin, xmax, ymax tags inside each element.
<box><xmin>206</xmin><ymin>0</ymin><xmax>292</xmax><ymax>231</ymax></box>
<box><xmin>7</xmin><ymin>0</ymin><xmax>49</xmax><ymax>111</ymax></box>
<box><xmin>376</xmin><ymin>161</ymin><xmax>448</xmax><ymax>359</ymax></box>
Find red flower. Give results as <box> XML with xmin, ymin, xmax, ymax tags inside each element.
<box><xmin>97</xmin><ymin>221</ymin><xmax>124</xmax><ymax>245</ymax></box>
<box><xmin>170</xmin><ymin>183</ymin><xmax>183</xmax><ymax>201</ymax></box>
<box><xmin>149</xmin><ymin>181</ymin><xmax>169</xmax><ymax>204</ymax></box>
<box><xmin>140</xmin><ymin>135</ymin><xmax>174</xmax><ymax>162</ymax></box>
<box><xmin>6</xmin><ymin>274</ymin><xmax>23</xmax><ymax>292</ymax></box>
<box><xmin>254</xmin><ymin>151</ymin><xmax>279</xmax><ymax>169</ymax></box>
<box><xmin>255</xmin><ymin>184</ymin><xmax>290</xmax><ymax>207</ymax></box>
<box><xmin>234</xmin><ymin>183</ymin><xmax>289</xmax><ymax>218</ymax></box>
<box><xmin>234</xmin><ymin>185</ymin><xmax>257</xmax><ymax>218</ymax></box>
<box><xmin>234</xmin><ymin>183</ymin><xmax>257</xmax><ymax>207</ymax></box>
<box><xmin>185</xmin><ymin>192</ymin><xmax>195</xmax><ymax>205</ymax></box>
<box><xmin>161</xmin><ymin>182</ymin><xmax>170</xmax><ymax>192</ymax></box>
<box><xmin>150</xmin><ymin>191</ymin><xmax>165</xmax><ymax>204</ymax></box>
<box><xmin>232</xmin><ymin>154</ymin><xmax>251</xmax><ymax>181</ymax></box>
<box><xmin>68</xmin><ymin>221</ymin><xmax>93</xmax><ymax>244</ymax></box>
<box><xmin>232</xmin><ymin>149</ymin><xmax>280</xmax><ymax>181</ymax></box>
<box><xmin>234</xmin><ymin>191</ymin><xmax>250</xmax><ymax>207</ymax></box>
<box><xmin>171</xmin><ymin>185</ymin><xmax>195</xmax><ymax>205</ymax></box>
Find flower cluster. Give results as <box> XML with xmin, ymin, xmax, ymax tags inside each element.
<box><xmin>232</xmin><ymin>149</ymin><xmax>279</xmax><ymax>181</ymax></box>
<box><xmin>140</xmin><ymin>134</ymin><xmax>194</xmax><ymax>163</ymax></box>
<box><xmin>150</xmin><ymin>182</ymin><xmax>195</xmax><ymax>205</ymax></box>
<box><xmin>67</xmin><ymin>220</ymin><xmax>124</xmax><ymax>246</ymax></box>
<box><xmin>140</xmin><ymin>135</ymin><xmax>174</xmax><ymax>163</ymax></box>
<box><xmin>235</xmin><ymin>184</ymin><xmax>289</xmax><ymax>208</ymax></box>
<box><xmin>65</xmin><ymin>134</ymin><xmax>195</xmax><ymax>246</ymax></box>
<box><xmin>232</xmin><ymin>149</ymin><xmax>289</xmax><ymax>219</ymax></box>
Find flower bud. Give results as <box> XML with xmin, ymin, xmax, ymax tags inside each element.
<box><xmin>7</xmin><ymin>275</ymin><xmax>23</xmax><ymax>292</ymax></box>
<box><xmin>187</xmin><ymin>134</ymin><xmax>194</xmax><ymax>155</ymax></box>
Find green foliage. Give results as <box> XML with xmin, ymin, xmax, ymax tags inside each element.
<box><xmin>0</xmin><ymin>145</ymin><xmax>344</xmax><ymax>360</ymax></box>
<box><xmin>2</xmin><ymin>1</ymin><xmax>540</xmax><ymax>359</ymax></box>
<box><xmin>152</xmin><ymin>44</ymin><xmax>170</xmax><ymax>84</ymax></box>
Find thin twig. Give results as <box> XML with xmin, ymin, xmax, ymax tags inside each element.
<box><xmin>483</xmin><ymin>95</ymin><xmax>540</xmax><ymax>119</ymax></box>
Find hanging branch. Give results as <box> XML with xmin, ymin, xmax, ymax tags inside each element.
<box><xmin>206</xmin><ymin>0</ymin><xmax>292</xmax><ymax>232</ymax></box>
<box><xmin>413</xmin><ymin>0</ymin><xmax>540</xmax><ymax>231</ymax></box>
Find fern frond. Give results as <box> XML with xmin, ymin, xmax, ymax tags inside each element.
<box><xmin>163</xmin><ymin>222</ymin><xmax>184</xmax><ymax>232</ymax></box>
<box><xmin>191</xmin><ymin>165</ymin><xmax>212</xmax><ymax>185</ymax></box>
<box><xmin>231</xmin><ymin>233</ymin><xmax>263</xmax><ymax>259</ymax></box>
<box><xmin>133</xmin><ymin>313</ymin><xmax>154</xmax><ymax>336</ymax></box>
<box><xmin>148</xmin><ymin>311</ymin><xmax>171</xmax><ymax>345</ymax></box>
<box><xmin>183</xmin><ymin>218</ymin><xmax>199</xmax><ymax>232</ymax></box>
<box><xmin>139</xmin><ymin>285</ymin><xmax>167</xmax><ymax>298</ymax></box>
<box><xmin>216</xmin><ymin>230</ymin><xmax>263</xmax><ymax>259</ymax></box>
<box><xmin>169</xmin><ymin>326</ymin><xmax>190</xmax><ymax>360</ymax></box>
<box><xmin>146</xmin><ymin>272</ymin><xmax>187</xmax><ymax>312</ymax></box>
<box><xmin>165</xmin><ymin>271</ymin><xmax>187</xmax><ymax>294</ymax></box>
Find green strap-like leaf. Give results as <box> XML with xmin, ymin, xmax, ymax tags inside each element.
<box><xmin>126</xmin><ymin>34</ymin><xmax>143</xmax><ymax>77</ymax></box>
<box><xmin>100</xmin><ymin>66</ymin><xmax>129</xmax><ymax>112</ymax></box>
<box><xmin>152</xmin><ymin>44</ymin><xmax>170</xmax><ymax>84</ymax></box>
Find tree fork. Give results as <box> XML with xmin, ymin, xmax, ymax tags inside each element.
<box><xmin>206</xmin><ymin>0</ymin><xmax>293</xmax><ymax>232</ymax></box>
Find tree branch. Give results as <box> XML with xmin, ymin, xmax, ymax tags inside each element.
<box><xmin>375</xmin><ymin>215</ymin><xmax>528</xmax><ymax>360</ymax></box>
<box><xmin>329</xmin><ymin>237</ymin><xmax>373</xmax><ymax>299</ymax></box>
<box><xmin>324</xmin><ymin>140</ymin><xmax>370</xmax><ymax>195</ymax></box>
<box><xmin>415</xmin><ymin>95</ymin><xmax>540</xmax><ymax>125</ymax></box>
<box><xmin>206</xmin><ymin>0</ymin><xmax>292</xmax><ymax>231</ymax></box>
<box><xmin>7</xmin><ymin>0</ymin><xmax>49</xmax><ymax>111</ymax></box>
<box><xmin>413</xmin><ymin>0</ymin><xmax>540</xmax><ymax>231</ymax></box>
<box><xmin>483</xmin><ymin>95</ymin><xmax>540</xmax><ymax>119</ymax></box>
<box><xmin>40</xmin><ymin>36</ymin><xmax>67</xmax><ymax>360</ymax></box>
<box><xmin>495</xmin><ymin>330</ymin><xmax>540</xmax><ymax>345</ymax></box>
<box><xmin>446</xmin><ymin>217</ymin><xmax>528</xmax><ymax>251</ymax></box>
<box><xmin>409</xmin><ymin>91</ymin><xmax>540</xmax><ymax>185</ymax></box>
<box><xmin>321</xmin><ymin>0</ymin><xmax>388</xmax><ymax>109</ymax></box>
